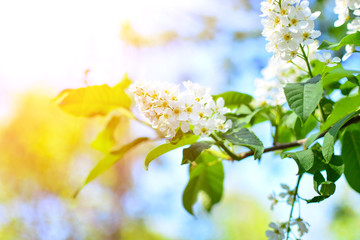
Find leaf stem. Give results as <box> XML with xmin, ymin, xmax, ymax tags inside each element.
<box><xmin>300</xmin><ymin>44</ymin><xmax>313</xmax><ymax>78</ymax></box>
<box><xmin>210</xmin><ymin>133</ymin><xmax>240</xmax><ymax>160</ymax></box>
<box><xmin>285</xmin><ymin>174</ymin><xmax>303</xmax><ymax>240</ymax></box>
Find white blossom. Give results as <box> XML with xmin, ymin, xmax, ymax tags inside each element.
<box><xmin>334</xmin><ymin>0</ymin><xmax>360</xmax><ymax>34</ymax></box>
<box><xmin>316</xmin><ymin>52</ymin><xmax>341</xmax><ymax>67</ymax></box>
<box><xmin>261</xmin><ymin>0</ymin><xmax>321</xmax><ymax>61</ymax></box>
<box><xmin>291</xmin><ymin>217</ymin><xmax>310</xmax><ymax>236</ymax></box>
<box><xmin>266</xmin><ymin>222</ymin><xmax>286</xmax><ymax>240</ymax></box>
<box><xmin>343</xmin><ymin>44</ymin><xmax>356</xmax><ymax>61</ymax></box>
<box><xmin>255</xmin><ymin>41</ymin><xmax>319</xmax><ymax>106</ymax></box>
<box><xmin>268</xmin><ymin>192</ymin><xmax>279</xmax><ymax>210</ymax></box>
<box><xmin>130</xmin><ymin>81</ymin><xmax>231</xmax><ymax>138</ymax></box>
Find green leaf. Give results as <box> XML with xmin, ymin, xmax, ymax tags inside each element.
<box><xmin>341</xmin><ymin>128</ymin><xmax>360</xmax><ymax>193</ymax></box>
<box><xmin>74</xmin><ymin>137</ymin><xmax>149</xmax><ymax>197</ymax></box>
<box><xmin>281</xmin><ymin>149</ymin><xmax>314</xmax><ymax>175</ymax></box>
<box><xmin>320</xmin><ymin>181</ymin><xmax>336</xmax><ymax>196</ymax></box>
<box><xmin>306</xmin><ymin>195</ymin><xmax>328</xmax><ymax>203</ymax></box>
<box><xmin>57</xmin><ymin>83</ymin><xmax>132</xmax><ymax>117</ymax></box>
<box><xmin>326</xmin><ymin>155</ymin><xmax>344</xmax><ymax>182</ymax></box>
<box><xmin>182</xmin><ymin>153</ymin><xmax>224</xmax><ymax>215</ymax></box>
<box><xmin>318</xmin><ymin>32</ymin><xmax>360</xmax><ymax>51</ymax></box>
<box><xmin>322</xmin><ymin>68</ymin><xmax>360</xmax><ymax>87</ymax></box>
<box><xmin>91</xmin><ymin>116</ymin><xmax>121</xmax><ymax>152</ymax></box>
<box><xmin>212</xmin><ymin>91</ymin><xmax>253</xmax><ymax>109</ymax></box>
<box><xmin>182</xmin><ymin>142</ymin><xmax>213</xmax><ymax>165</ymax></box>
<box><xmin>284</xmin><ymin>75</ymin><xmax>323</xmax><ymax>124</ymax></box>
<box><xmin>219</xmin><ymin>125</ymin><xmax>264</xmax><ymax>160</ymax></box>
<box><xmin>340</xmin><ymin>80</ymin><xmax>358</xmax><ymax>96</ymax></box>
<box><xmin>144</xmin><ymin>134</ymin><xmax>200</xmax><ymax>170</ymax></box>
<box><xmin>319</xmin><ymin>98</ymin><xmax>334</xmax><ymax>121</ymax></box>
<box><xmin>320</xmin><ymin>96</ymin><xmax>360</xmax><ymax>132</ymax></box>
<box><xmin>307</xmin><ymin>143</ymin><xmax>327</xmax><ymax>174</ymax></box>
<box><xmin>323</xmin><ymin>111</ymin><xmax>360</xmax><ymax>163</ymax></box>
<box><xmin>313</xmin><ymin>171</ymin><xmax>325</xmax><ymax>194</ymax></box>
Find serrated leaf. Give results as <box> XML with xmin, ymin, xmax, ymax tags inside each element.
<box><xmin>341</xmin><ymin>128</ymin><xmax>360</xmax><ymax>193</ymax></box>
<box><xmin>74</xmin><ymin>137</ymin><xmax>149</xmax><ymax>197</ymax></box>
<box><xmin>182</xmin><ymin>142</ymin><xmax>213</xmax><ymax>165</ymax></box>
<box><xmin>284</xmin><ymin>75</ymin><xmax>323</xmax><ymax>124</ymax></box>
<box><xmin>323</xmin><ymin>111</ymin><xmax>360</xmax><ymax>163</ymax></box>
<box><xmin>281</xmin><ymin>149</ymin><xmax>314</xmax><ymax>175</ymax></box>
<box><xmin>318</xmin><ymin>32</ymin><xmax>360</xmax><ymax>50</ymax></box>
<box><xmin>144</xmin><ymin>134</ymin><xmax>200</xmax><ymax>170</ymax></box>
<box><xmin>91</xmin><ymin>116</ymin><xmax>121</xmax><ymax>152</ymax></box>
<box><xmin>212</xmin><ymin>91</ymin><xmax>253</xmax><ymax>109</ymax></box>
<box><xmin>182</xmin><ymin>153</ymin><xmax>224</xmax><ymax>215</ymax></box>
<box><xmin>326</xmin><ymin>155</ymin><xmax>344</xmax><ymax>182</ymax></box>
<box><xmin>219</xmin><ymin>125</ymin><xmax>264</xmax><ymax>160</ymax></box>
<box><xmin>58</xmin><ymin>83</ymin><xmax>132</xmax><ymax>117</ymax></box>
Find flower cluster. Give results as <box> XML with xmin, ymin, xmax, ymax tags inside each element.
<box><xmin>334</xmin><ymin>0</ymin><xmax>360</xmax><ymax>33</ymax></box>
<box><xmin>261</xmin><ymin>0</ymin><xmax>321</xmax><ymax>61</ymax></box>
<box><xmin>255</xmin><ymin>41</ymin><xmax>318</xmax><ymax>105</ymax></box>
<box><xmin>266</xmin><ymin>219</ymin><xmax>309</xmax><ymax>240</ymax></box>
<box><xmin>130</xmin><ymin>81</ymin><xmax>232</xmax><ymax>138</ymax></box>
<box><xmin>266</xmin><ymin>183</ymin><xmax>310</xmax><ymax>239</ymax></box>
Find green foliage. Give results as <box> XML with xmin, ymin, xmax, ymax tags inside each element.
<box><xmin>182</xmin><ymin>152</ymin><xmax>224</xmax><ymax>215</ymax></box>
<box><xmin>212</xmin><ymin>91</ymin><xmax>253</xmax><ymax>109</ymax></box>
<box><xmin>218</xmin><ymin>120</ymin><xmax>264</xmax><ymax>159</ymax></box>
<box><xmin>323</xmin><ymin>111</ymin><xmax>360</xmax><ymax>162</ymax></box>
<box><xmin>144</xmin><ymin>134</ymin><xmax>200</xmax><ymax>170</ymax></box>
<box><xmin>341</xmin><ymin>126</ymin><xmax>360</xmax><ymax>193</ymax></box>
<box><xmin>91</xmin><ymin>116</ymin><xmax>122</xmax><ymax>152</ymax></box>
<box><xmin>284</xmin><ymin>75</ymin><xmax>323</xmax><ymax>124</ymax></box>
<box><xmin>320</xmin><ymin>96</ymin><xmax>360</xmax><ymax>132</ymax></box>
<box><xmin>322</xmin><ymin>68</ymin><xmax>360</xmax><ymax>88</ymax></box>
<box><xmin>182</xmin><ymin>142</ymin><xmax>213</xmax><ymax>165</ymax></box>
<box><xmin>56</xmin><ymin>75</ymin><xmax>132</xmax><ymax>118</ymax></box>
<box><xmin>74</xmin><ymin>137</ymin><xmax>149</xmax><ymax>197</ymax></box>
<box><xmin>281</xmin><ymin>149</ymin><xmax>314</xmax><ymax>175</ymax></box>
<box><xmin>319</xmin><ymin>32</ymin><xmax>360</xmax><ymax>51</ymax></box>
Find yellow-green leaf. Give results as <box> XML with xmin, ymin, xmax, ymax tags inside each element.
<box><xmin>58</xmin><ymin>84</ymin><xmax>131</xmax><ymax>117</ymax></box>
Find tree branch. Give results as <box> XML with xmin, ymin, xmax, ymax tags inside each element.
<box><xmin>236</xmin><ymin>114</ymin><xmax>360</xmax><ymax>161</ymax></box>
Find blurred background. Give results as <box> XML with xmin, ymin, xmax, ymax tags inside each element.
<box><xmin>0</xmin><ymin>0</ymin><xmax>359</xmax><ymax>239</ymax></box>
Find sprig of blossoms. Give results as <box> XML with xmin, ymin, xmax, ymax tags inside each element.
<box><xmin>255</xmin><ymin>41</ymin><xmax>318</xmax><ymax>105</ymax></box>
<box><xmin>261</xmin><ymin>0</ymin><xmax>321</xmax><ymax>61</ymax></box>
<box><xmin>334</xmin><ymin>0</ymin><xmax>360</xmax><ymax>33</ymax></box>
<box><xmin>130</xmin><ymin>81</ymin><xmax>232</xmax><ymax>138</ymax></box>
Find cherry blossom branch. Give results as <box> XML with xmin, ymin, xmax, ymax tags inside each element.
<box><xmin>235</xmin><ymin>114</ymin><xmax>360</xmax><ymax>161</ymax></box>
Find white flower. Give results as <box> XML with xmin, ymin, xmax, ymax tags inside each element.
<box><xmin>334</xmin><ymin>0</ymin><xmax>360</xmax><ymax>34</ymax></box>
<box><xmin>343</xmin><ymin>44</ymin><xmax>356</xmax><ymax>61</ymax></box>
<box><xmin>131</xmin><ymin>81</ymin><xmax>231</xmax><ymax>138</ymax></box>
<box><xmin>347</xmin><ymin>17</ymin><xmax>360</xmax><ymax>34</ymax></box>
<box><xmin>261</xmin><ymin>0</ymin><xmax>321</xmax><ymax>61</ymax></box>
<box><xmin>266</xmin><ymin>222</ymin><xmax>285</xmax><ymax>240</ymax></box>
<box><xmin>279</xmin><ymin>183</ymin><xmax>296</xmax><ymax>205</ymax></box>
<box><xmin>254</xmin><ymin>40</ymin><xmax>319</xmax><ymax>106</ymax></box>
<box><xmin>291</xmin><ymin>218</ymin><xmax>310</xmax><ymax>236</ymax></box>
<box><xmin>316</xmin><ymin>52</ymin><xmax>341</xmax><ymax>67</ymax></box>
<box><xmin>267</xmin><ymin>192</ymin><xmax>279</xmax><ymax>210</ymax></box>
